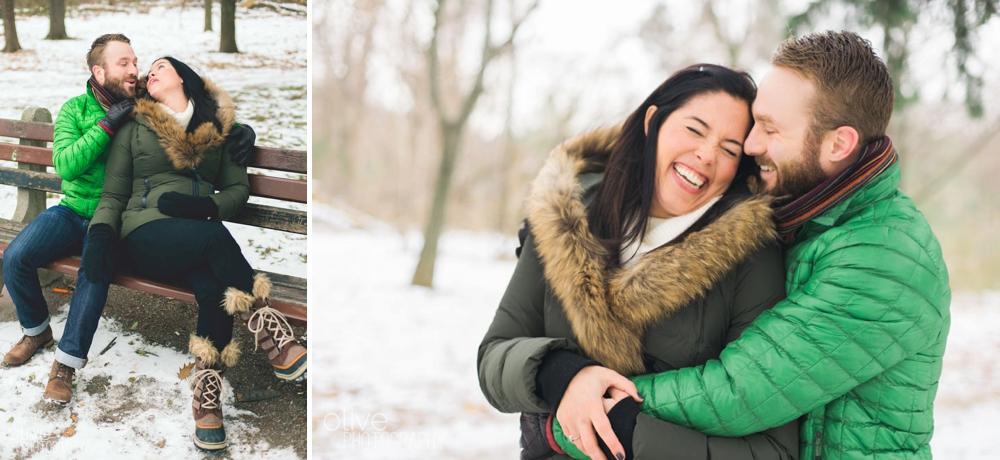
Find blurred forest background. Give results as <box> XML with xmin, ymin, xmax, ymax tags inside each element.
<box><xmin>314</xmin><ymin>0</ymin><xmax>1000</xmax><ymax>289</ymax></box>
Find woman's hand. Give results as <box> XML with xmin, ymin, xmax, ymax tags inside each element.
<box><xmin>556</xmin><ymin>366</ymin><xmax>642</xmax><ymax>460</ymax></box>
<box><xmin>157</xmin><ymin>192</ymin><xmax>220</xmax><ymax>221</ymax></box>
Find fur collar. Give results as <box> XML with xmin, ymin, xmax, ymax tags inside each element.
<box><xmin>132</xmin><ymin>77</ymin><xmax>235</xmax><ymax>170</ymax></box>
<box><xmin>526</xmin><ymin>126</ymin><xmax>778</xmax><ymax>376</ymax></box>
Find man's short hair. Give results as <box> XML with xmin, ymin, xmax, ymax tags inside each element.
<box><xmin>772</xmin><ymin>30</ymin><xmax>894</xmax><ymax>147</ymax></box>
<box><xmin>87</xmin><ymin>33</ymin><xmax>131</xmax><ymax>71</ymax></box>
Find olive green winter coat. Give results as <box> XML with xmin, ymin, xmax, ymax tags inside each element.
<box><xmin>90</xmin><ymin>79</ymin><xmax>248</xmax><ymax>238</ymax></box>
<box><xmin>478</xmin><ymin>127</ymin><xmax>799</xmax><ymax>459</ymax></box>
<box><xmin>52</xmin><ymin>86</ymin><xmax>112</xmax><ymax>219</ymax></box>
<box><xmin>619</xmin><ymin>155</ymin><xmax>950</xmax><ymax>460</ymax></box>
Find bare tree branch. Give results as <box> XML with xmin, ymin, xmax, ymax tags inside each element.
<box><xmin>428</xmin><ymin>0</ymin><xmax>447</xmax><ymax>122</ymax></box>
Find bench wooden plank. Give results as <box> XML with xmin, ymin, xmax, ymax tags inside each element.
<box><xmin>230</xmin><ymin>204</ymin><xmax>307</xmax><ymax>234</ymax></box>
<box><xmin>251</xmin><ymin>147</ymin><xmax>306</xmax><ymax>174</ymax></box>
<box><xmin>247</xmin><ymin>175</ymin><xmax>306</xmax><ymax>203</ymax></box>
<box><xmin>0</xmin><ymin>164</ymin><xmax>306</xmax><ymax>209</ymax></box>
<box><xmin>0</xmin><ymin>169</ymin><xmax>305</xmax><ymax>234</ymax></box>
<box><xmin>0</xmin><ymin>143</ymin><xmax>54</xmax><ymax>166</ymax></box>
<box><xmin>0</xmin><ymin>241</ymin><xmax>306</xmax><ymax>327</ymax></box>
<box><xmin>0</xmin><ymin>134</ymin><xmax>306</xmax><ymax>175</ymax></box>
<box><xmin>0</xmin><ymin>119</ymin><xmax>54</xmax><ymax>143</ymax></box>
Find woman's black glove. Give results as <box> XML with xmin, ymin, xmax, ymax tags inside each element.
<box><xmin>97</xmin><ymin>99</ymin><xmax>136</xmax><ymax>136</ymax></box>
<box><xmin>227</xmin><ymin>124</ymin><xmax>256</xmax><ymax>166</ymax></box>
<box><xmin>83</xmin><ymin>224</ymin><xmax>117</xmax><ymax>284</ymax></box>
<box><xmin>157</xmin><ymin>192</ymin><xmax>220</xmax><ymax>221</ymax></box>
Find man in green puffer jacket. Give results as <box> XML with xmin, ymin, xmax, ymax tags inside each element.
<box><xmin>551</xmin><ymin>31</ymin><xmax>950</xmax><ymax>460</ymax></box>
<box><xmin>2</xmin><ymin>34</ymin><xmax>140</xmax><ymax>404</ymax></box>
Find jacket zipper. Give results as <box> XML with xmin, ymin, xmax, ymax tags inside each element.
<box><xmin>813</xmin><ymin>431</ymin><xmax>823</xmax><ymax>460</ymax></box>
<box><xmin>141</xmin><ymin>178</ymin><xmax>151</xmax><ymax>208</ymax></box>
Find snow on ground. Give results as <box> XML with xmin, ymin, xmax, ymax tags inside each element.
<box><xmin>311</xmin><ymin>202</ymin><xmax>1000</xmax><ymax>459</ymax></box>
<box><xmin>0</xmin><ymin>2</ymin><xmax>306</xmax><ymax>278</ymax></box>
<box><xmin>311</xmin><ymin>204</ymin><xmax>520</xmax><ymax>459</ymax></box>
<box><xmin>0</xmin><ymin>302</ymin><xmax>298</xmax><ymax>459</ymax></box>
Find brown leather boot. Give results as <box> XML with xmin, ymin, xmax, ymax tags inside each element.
<box><xmin>43</xmin><ymin>360</ymin><xmax>74</xmax><ymax>404</ymax></box>
<box><xmin>3</xmin><ymin>325</ymin><xmax>54</xmax><ymax>366</ymax></box>
<box><xmin>189</xmin><ymin>335</ymin><xmax>240</xmax><ymax>452</ymax></box>
<box><xmin>223</xmin><ymin>274</ymin><xmax>307</xmax><ymax>381</ymax></box>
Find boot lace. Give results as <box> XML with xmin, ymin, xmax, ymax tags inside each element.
<box><xmin>248</xmin><ymin>305</ymin><xmax>296</xmax><ymax>352</ymax></box>
<box><xmin>191</xmin><ymin>368</ymin><xmax>227</xmax><ymax>411</ymax></box>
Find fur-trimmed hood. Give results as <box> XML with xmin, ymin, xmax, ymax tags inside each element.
<box><xmin>525</xmin><ymin>126</ymin><xmax>778</xmax><ymax>376</ymax></box>
<box><xmin>132</xmin><ymin>76</ymin><xmax>236</xmax><ymax>171</ymax></box>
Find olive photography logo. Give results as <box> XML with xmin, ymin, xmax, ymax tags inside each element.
<box><xmin>321</xmin><ymin>408</ymin><xmax>444</xmax><ymax>453</ymax></box>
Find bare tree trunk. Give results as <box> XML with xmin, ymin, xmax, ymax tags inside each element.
<box><xmin>204</xmin><ymin>0</ymin><xmax>213</xmax><ymax>31</ymax></box>
<box><xmin>412</xmin><ymin>126</ymin><xmax>463</xmax><ymax>286</ymax></box>
<box><xmin>46</xmin><ymin>0</ymin><xmax>68</xmax><ymax>40</ymax></box>
<box><xmin>411</xmin><ymin>0</ymin><xmax>539</xmax><ymax>287</ymax></box>
<box><xmin>220</xmin><ymin>0</ymin><xmax>238</xmax><ymax>53</ymax></box>
<box><xmin>2</xmin><ymin>0</ymin><xmax>22</xmax><ymax>53</ymax></box>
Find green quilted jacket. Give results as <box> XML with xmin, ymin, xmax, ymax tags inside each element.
<box><xmin>52</xmin><ymin>86</ymin><xmax>112</xmax><ymax>219</ymax></box>
<box><xmin>619</xmin><ymin>161</ymin><xmax>951</xmax><ymax>460</ymax></box>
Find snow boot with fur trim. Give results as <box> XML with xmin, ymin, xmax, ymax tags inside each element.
<box><xmin>223</xmin><ymin>274</ymin><xmax>307</xmax><ymax>381</ymax></box>
<box><xmin>189</xmin><ymin>335</ymin><xmax>240</xmax><ymax>452</ymax></box>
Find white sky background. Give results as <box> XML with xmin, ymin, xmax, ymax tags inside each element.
<box><xmin>320</xmin><ymin>0</ymin><xmax>1000</xmax><ymax>141</ymax></box>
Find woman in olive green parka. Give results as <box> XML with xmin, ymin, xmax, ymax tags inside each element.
<box><xmin>82</xmin><ymin>57</ymin><xmax>307</xmax><ymax>452</ymax></box>
<box><xmin>479</xmin><ymin>65</ymin><xmax>799</xmax><ymax>460</ymax></box>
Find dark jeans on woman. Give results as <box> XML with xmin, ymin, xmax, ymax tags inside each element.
<box><xmin>2</xmin><ymin>205</ymin><xmax>112</xmax><ymax>369</ymax></box>
<box><xmin>124</xmin><ymin>218</ymin><xmax>255</xmax><ymax>350</ymax></box>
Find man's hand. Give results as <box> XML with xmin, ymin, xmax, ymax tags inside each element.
<box><xmin>556</xmin><ymin>366</ymin><xmax>642</xmax><ymax>460</ymax></box>
<box><xmin>97</xmin><ymin>99</ymin><xmax>136</xmax><ymax>136</ymax></box>
<box><xmin>228</xmin><ymin>124</ymin><xmax>256</xmax><ymax>166</ymax></box>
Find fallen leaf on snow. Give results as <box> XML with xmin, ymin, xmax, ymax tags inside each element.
<box><xmin>63</xmin><ymin>426</ymin><xmax>76</xmax><ymax>437</ymax></box>
<box><xmin>178</xmin><ymin>361</ymin><xmax>196</xmax><ymax>380</ymax></box>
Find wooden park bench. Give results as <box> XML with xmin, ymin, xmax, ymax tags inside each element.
<box><xmin>0</xmin><ymin>107</ymin><xmax>307</xmax><ymax>326</ymax></box>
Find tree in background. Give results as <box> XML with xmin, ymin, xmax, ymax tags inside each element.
<box><xmin>220</xmin><ymin>0</ymin><xmax>238</xmax><ymax>52</ymax></box>
<box><xmin>46</xmin><ymin>0</ymin><xmax>68</xmax><ymax>40</ymax></box>
<box><xmin>2</xmin><ymin>0</ymin><xmax>22</xmax><ymax>52</ymax></box>
<box><xmin>205</xmin><ymin>0</ymin><xmax>213</xmax><ymax>32</ymax></box>
<box><xmin>411</xmin><ymin>0</ymin><xmax>540</xmax><ymax>288</ymax></box>
<box><xmin>790</xmin><ymin>0</ymin><xmax>998</xmax><ymax>117</ymax></box>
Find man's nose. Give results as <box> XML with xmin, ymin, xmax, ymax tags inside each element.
<box><xmin>744</xmin><ymin>125</ymin><xmax>765</xmax><ymax>156</ymax></box>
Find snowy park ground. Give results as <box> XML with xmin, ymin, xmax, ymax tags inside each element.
<box><xmin>0</xmin><ymin>0</ymin><xmax>307</xmax><ymax>278</ymax></box>
<box><xmin>311</xmin><ymin>201</ymin><xmax>1000</xmax><ymax>459</ymax></box>
<box><xmin>0</xmin><ymin>3</ymin><xmax>306</xmax><ymax>459</ymax></box>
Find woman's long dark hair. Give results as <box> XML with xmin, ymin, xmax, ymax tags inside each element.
<box><xmin>151</xmin><ymin>56</ymin><xmax>222</xmax><ymax>135</ymax></box>
<box><xmin>588</xmin><ymin>63</ymin><xmax>758</xmax><ymax>268</ymax></box>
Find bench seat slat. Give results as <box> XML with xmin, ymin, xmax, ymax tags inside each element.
<box><xmin>0</xmin><ymin>241</ymin><xmax>306</xmax><ymax>327</ymax></box>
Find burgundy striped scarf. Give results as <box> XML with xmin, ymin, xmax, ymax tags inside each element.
<box><xmin>88</xmin><ymin>75</ymin><xmax>120</xmax><ymax>111</ymax></box>
<box><xmin>774</xmin><ymin>136</ymin><xmax>897</xmax><ymax>244</ymax></box>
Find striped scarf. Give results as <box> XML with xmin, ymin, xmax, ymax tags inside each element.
<box><xmin>88</xmin><ymin>75</ymin><xmax>120</xmax><ymax>111</ymax></box>
<box><xmin>774</xmin><ymin>136</ymin><xmax>897</xmax><ymax>243</ymax></box>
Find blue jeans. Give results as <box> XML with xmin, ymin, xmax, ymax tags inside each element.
<box><xmin>2</xmin><ymin>205</ymin><xmax>111</xmax><ymax>369</ymax></box>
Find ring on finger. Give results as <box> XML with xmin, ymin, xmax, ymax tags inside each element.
<box><xmin>568</xmin><ymin>434</ymin><xmax>581</xmax><ymax>442</ymax></box>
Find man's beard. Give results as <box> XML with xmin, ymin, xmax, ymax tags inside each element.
<box><xmin>102</xmin><ymin>73</ymin><xmax>136</xmax><ymax>100</ymax></box>
<box><xmin>759</xmin><ymin>133</ymin><xmax>828</xmax><ymax>204</ymax></box>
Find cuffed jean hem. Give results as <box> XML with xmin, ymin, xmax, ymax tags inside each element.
<box><xmin>22</xmin><ymin>316</ymin><xmax>51</xmax><ymax>337</ymax></box>
<box><xmin>55</xmin><ymin>347</ymin><xmax>85</xmax><ymax>369</ymax></box>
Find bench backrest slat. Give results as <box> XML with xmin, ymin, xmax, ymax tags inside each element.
<box><xmin>0</xmin><ymin>119</ymin><xmax>55</xmax><ymax>143</ymax></box>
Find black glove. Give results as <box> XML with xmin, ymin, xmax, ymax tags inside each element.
<box><xmin>227</xmin><ymin>123</ymin><xmax>256</xmax><ymax>166</ymax></box>
<box><xmin>97</xmin><ymin>99</ymin><xmax>136</xmax><ymax>136</ymax></box>
<box><xmin>157</xmin><ymin>191</ymin><xmax>220</xmax><ymax>221</ymax></box>
<box><xmin>83</xmin><ymin>224</ymin><xmax>117</xmax><ymax>284</ymax></box>
<box><xmin>597</xmin><ymin>398</ymin><xmax>639</xmax><ymax>460</ymax></box>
